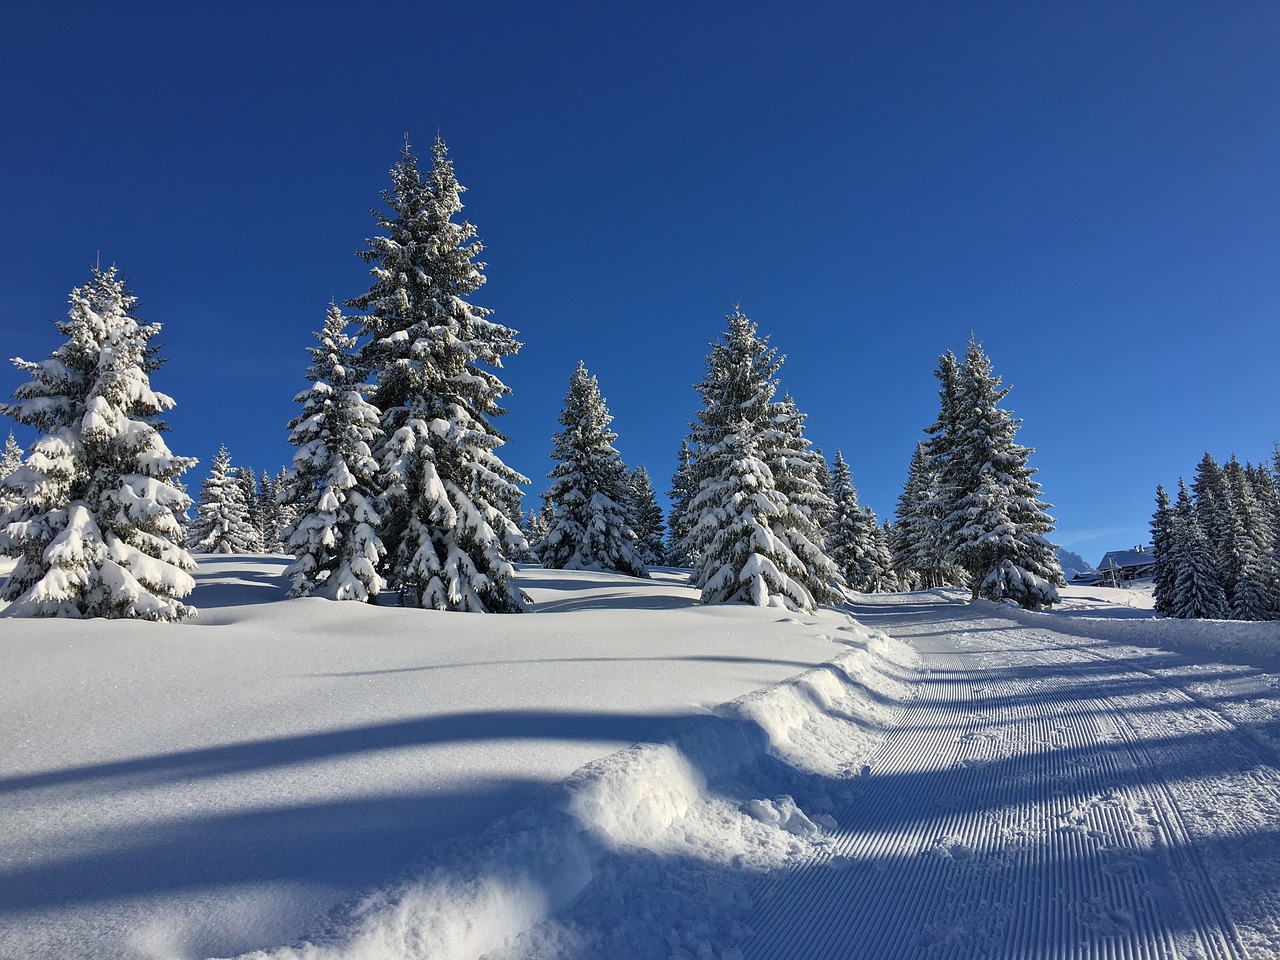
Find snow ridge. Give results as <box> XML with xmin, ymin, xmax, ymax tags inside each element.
<box><xmin>227</xmin><ymin>623</ymin><xmax>917</xmax><ymax>960</ymax></box>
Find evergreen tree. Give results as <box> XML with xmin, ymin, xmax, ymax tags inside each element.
<box><xmin>540</xmin><ymin>362</ymin><xmax>647</xmax><ymax>577</ymax></box>
<box><xmin>1150</xmin><ymin>484</ymin><xmax>1177</xmax><ymax>617</ymax></box>
<box><xmin>0</xmin><ymin>265</ymin><xmax>197</xmax><ymax>619</ymax></box>
<box><xmin>189</xmin><ymin>446</ymin><xmax>260</xmax><ymax>554</ymax></box>
<box><xmin>280</xmin><ymin>304</ymin><xmax>387</xmax><ymax>601</ymax></box>
<box><xmin>1171</xmin><ymin>479</ymin><xmax>1228</xmax><ymax>620</ymax></box>
<box><xmin>810</xmin><ymin>446</ymin><xmax>836</xmax><ymax>539</ymax></box>
<box><xmin>1223</xmin><ymin>457</ymin><xmax>1279</xmax><ymax>621</ymax></box>
<box><xmin>348</xmin><ymin>137</ymin><xmax>527</xmax><ymax>612</ymax></box>
<box><xmin>667</xmin><ymin>439</ymin><xmax>698</xmax><ymax>566</ymax></box>
<box><xmin>941</xmin><ymin>338</ymin><xmax>1063</xmax><ymax>608</ymax></box>
<box><xmin>234</xmin><ymin>467</ymin><xmax>265</xmax><ymax>553</ymax></box>
<box><xmin>688</xmin><ymin>426</ymin><xmax>815</xmax><ymax>610</ymax></box>
<box><xmin>827</xmin><ymin>450</ymin><xmax>894</xmax><ymax>593</ymax></box>
<box><xmin>0</xmin><ymin>432</ymin><xmax>23</xmax><ymax>515</ymax></box>
<box><xmin>522</xmin><ymin>506</ymin><xmax>549</xmax><ymax>559</ymax></box>
<box><xmin>271</xmin><ymin>467</ymin><xmax>298</xmax><ymax>554</ymax></box>
<box><xmin>1191</xmin><ymin>452</ymin><xmax>1234</xmax><ymax>603</ymax></box>
<box><xmin>682</xmin><ymin>308</ymin><xmax>842</xmax><ymax>609</ymax></box>
<box><xmin>764</xmin><ymin>396</ymin><xmax>841</xmax><ymax>594</ymax></box>
<box><xmin>630</xmin><ymin>465</ymin><xmax>667</xmax><ymax>566</ymax></box>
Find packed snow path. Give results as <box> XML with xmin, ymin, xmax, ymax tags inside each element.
<box><xmin>744</xmin><ymin>592</ymin><xmax>1278</xmax><ymax>959</ymax></box>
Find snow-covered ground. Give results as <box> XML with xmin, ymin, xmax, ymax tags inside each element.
<box><xmin>3</xmin><ymin>563</ymin><xmax>1280</xmax><ymax>959</ymax></box>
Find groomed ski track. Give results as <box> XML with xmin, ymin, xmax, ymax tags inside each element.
<box><xmin>743</xmin><ymin>592</ymin><xmax>1277</xmax><ymax>960</ymax></box>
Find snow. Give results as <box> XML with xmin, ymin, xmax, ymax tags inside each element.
<box><xmin>4</xmin><ymin>565</ymin><xmax>1280</xmax><ymax>959</ymax></box>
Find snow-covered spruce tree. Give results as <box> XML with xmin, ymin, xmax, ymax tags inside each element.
<box><xmin>683</xmin><ymin>308</ymin><xmax>842</xmax><ymax>609</ymax></box>
<box><xmin>1191</xmin><ymin>452</ymin><xmax>1234</xmax><ymax>604</ymax></box>
<box><xmin>540</xmin><ymin>361</ymin><xmax>647</xmax><ymax>577</ymax></box>
<box><xmin>941</xmin><ymin>338</ymin><xmax>1063</xmax><ymax>608</ymax></box>
<box><xmin>1170</xmin><ymin>479</ymin><xmax>1228</xmax><ymax>620</ymax></box>
<box><xmin>1150</xmin><ymin>484</ymin><xmax>1177</xmax><ymax>617</ymax></box>
<box><xmin>827</xmin><ymin>450</ymin><xmax>895</xmax><ymax>593</ymax></box>
<box><xmin>1223</xmin><ymin>457</ymin><xmax>1279</xmax><ymax>621</ymax></box>
<box><xmin>630</xmin><ymin>465</ymin><xmax>667</xmax><ymax>566</ymax></box>
<box><xmin>280</xmin><ymin>304</ymin><xmax>387</xmax><ymax>601</ymax></box>
<box><xmin>811</xmin><ymin>446</ymin><xmax>836</xmax><ymax>538</ymax></box>
<box><xmin>234</xmin><ymin>467</ymin><xmax>265</xmax><ymax>552</ymax></box>
<box><xmin>667</xmin><ymin>439</ymin><xmax>698</xmax><ymax>566</ymax></box>
<box><xmin>757</xmin><ymin>399</ymin><xmax>843</xmax><ymax>604</ymax></box>
<box><xmin>893</xmin><ymin>442</ymin><xmax>954</xmax><ymax>589</ymax></box>
<box><xmin>268</xmin><ymin>467</ymin><xmax>298</xmax><ymax>554</ymax></box>
<box><xmin>0</xmin><ymin>432</ymin><xmax>23</xmax><ymax>514</ymax></box>
<box><xmin>687</xmin><ymin>425</ymin><xmax>816</xmax><ymax>610</ymax></box>
<box><xmin>521</xmin><ymin>506</ymin><xmax>549</xmax><ymax>560</ymax></box>
<box><xmin>189</xmin><ymin>446</ymin><xmax>260</xmax><ymax>554</ymax></box>
<box><xmin>0</xmin><ymin>265</ymin><xmax>197</xmax><ymax>619</ymax></box>
<box><xmin>348</xmin><ymin>137</ymin><xmax>528</xmax><ymax>612</ymax></box>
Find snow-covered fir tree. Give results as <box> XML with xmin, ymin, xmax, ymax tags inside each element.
<box><xmin>1223</xmin><ymin>457</ymin><xmax>1279</xmax><ymax>621</ymax></box>
<box><xmin>630</xmin><ymin>465</ymin><xmax>667</xmax><ymax>566</ymax></box>
<box><xmin>521</xmin><ymin>506</ymin><xmax>550</xmax><ymax>559</ymax></box>
<box><xmin>1170</xmin><ymin>479</ymin><xmax>1228</xmax><ymax>620</ymax></box>
<box><xmin>234</xmin><ymin>467</ymin><xmax>265</xmax><ymax>553</ymax></box>
<box><xmin>348</xmin><ymin>137</ymin><xmax>528</xmax><ymax>612</ymax></box>
<box><xmin>1191</xmin><ymin>452</ymin><xmax>1234</xmax><ymax>604</ymax></box>
<box><xmin>757</xmin><ymin>394</ymin><xmax>839</xmax><ymax>604</ymax></box>
<box><xmin>682</xmin><ymin>308</ymin><xmax>842</xmax><ymax>610</ymax></box>
<box><xmin>827</xmin><ymin>450</ymin><xmax>896</xmax><ymax>593</ymax></box>
<box><xmin>810</xmin><ymin>446</ymin><xmax>836</xmax><ymax>538</ymax></box>
<box><xmin>1150</xmin><ymin>484</ymin><xmax>1177</xmax><ymax>617</ymax></box>
<box><xmin>0</xmin><ymin>432</ymin><xmax>23</xmax><ymax>515</ymax></box>
<box><xmin>540</xmin><ymin>362</ymin><xmax>647</xmax><ymax>577</ymax></box>
<box><xmin>667</xmin><ymin>439</ymin><xmax>698</xmax><ymax>566</ymax></box>
<box><xmin>188</xmin><ymin>446</ymin><xmax>260</xmax><ymax>554</ymax></box>
<box><xmin>268</xmin><ymin>467</ymin><xmax>298</xmax><ymax>554</ymax></box>
<box><xmin>687</xmin><ymin>426</ymin><xmax>817</xmax><ymax>610</ymax></box>
<box><xmin>0</xmin><ymin>265</ymin><xmax>197</xmax><ymax>619</ymax></box>
<box><xmin>940</xmin><ymin>338</ymin><xmax>1063</xmax><ymax>608</ymax></box>
<box><xmin>280</xmin><ymin>304</ymin><xmax>387</xmax><ymax>601</ymax></box>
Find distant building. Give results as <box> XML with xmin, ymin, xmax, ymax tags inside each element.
<box><xmin>1091</xmin><ymin>546</ymin><xmax>1156</xmax><ymax>584</ymax></box>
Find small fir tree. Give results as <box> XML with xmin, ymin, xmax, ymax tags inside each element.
<box><xmin>1150</xmin><ymin>484</ymin><xmax>1177</xmax><ymax>617</ymax></box>
<box><xmin>540</xmin><ymin>362</ymin><xmax>647</xmax><ymax>577</ymax></box>
<box><xmin>630</xmin><ymin>465</ymin><xmax>667</xmax><ymax>566</ymax></box>
<box><xmin>188</xmin><ymin>446</ymin><xmax>260</xmax><ymax>554</ymax></box>
<box><xmin>667</xmin><ymin>439</ymin><xmax>698</xmax><ymax>566</ymax></box>
<box><xmin>1171</xmin><ymin>479</ymin><xmax>1228</xmax><ymax>620</ymax></box>
<box><xmin>0</xmin><ymin>265</ymin><xmax>197</xmax><ymax>619</ymax></box>
<box><xmin>280</xmin><ymin>305</ymin><xmax>387</xmax><ymax>601</ymax></box>
<box><xmin>0</xmin><ymin>432</ymin><xmax>23</xmax><ymax>515</ymax></box>
<box><xmin>349</xmin><ymin>137</ymin><xmax>527</xmax><ymax>612</ymax></box>
<box><xmin>827</xmin><ymin>450</ymin><xmax>894</xmax><ymax>593</ymax></box>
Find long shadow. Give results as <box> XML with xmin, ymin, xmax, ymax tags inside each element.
<box><xmin>0</xmin><ymin>708</ymin><xmax>690</xmax><ymax>796</ymax></box>
<box><xmin>309</xmin><ymin>653</ymin><xmax>821</xmax><ymax>679</ymax></box>
<box><xmin>188</xmin><ymin>568</ymin><xmax>292</xmax><ymax>609</ymax></box>
<box><xmin>0</xmin><ymin>778</ymin><xmax>545</xmax><ymax>912</ymax></box>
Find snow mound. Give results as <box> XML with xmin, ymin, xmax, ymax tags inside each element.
<box><xmin>226</xmin><ymin>622</ymin><xmax>917</xmax><ymax>960</ymax></box>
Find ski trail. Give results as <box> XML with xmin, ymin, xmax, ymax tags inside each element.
<box><xmin>742</xmin><ymin>596</ymin><xmax>1250</xmax><ymax>960</ymax></box>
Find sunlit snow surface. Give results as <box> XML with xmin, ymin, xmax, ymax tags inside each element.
<box><xmin>3</xmin><ymin>562</ymin><xmax>1280</xmax><ymax>959</ymax></box>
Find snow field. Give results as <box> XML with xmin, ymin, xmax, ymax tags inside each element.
<box><xmin>0</xmin><ymin>557</ymin><xmax>913</xmax><ymax>960</ymax></box>
<box><xmin>230</xmin><ymin>620</ymin><xmax>918</xmax><ymax>960</ymax></box>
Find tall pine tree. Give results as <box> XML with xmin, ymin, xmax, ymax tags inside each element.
<box><xmin>0</xmin><ymin>265</ymin><xmax>197</xmax><ymax>619</ymax></box>
<box><xmin>540</xmin><ymin>362</ymin><xmax>647</xmax><ymax>577</ymax></box>
<box><xmin>281</xmin><ymin>305</ymin><xmax>387</xmax><ymax>601</ymax></box>
<box><xmin>348</xmin><ymin>137</ymin><xmax>527</xmax><ymax>612</ymax></box>
<box><xmin>682</xmin><ymin>308</ymin><xmax>842</xmax><ymax>610</ymax></box>
<box><xmin>1171</xmin><ymin>479</ymin><xmax>1228</xmax><ymax>620</ymax></box>
<box><xmin>1150</xmin><ymin>484</ymin><xmax>1177</xmax><ymax>617</ymax></box>
<box><xmin>940</xmin><ymin>338</ymin><xmax>1063</xmax><ymax>608</ymax></box>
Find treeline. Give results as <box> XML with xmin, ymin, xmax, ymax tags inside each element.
<box><xmin>1151</xmin><ymin>453</ymin><xmax>1280</xmax><ymax>621</ymax></box>
<box><xmin>0</xmin><ymin>137</ymin><xmax>1063</xmax><ymax>620</ymax></box>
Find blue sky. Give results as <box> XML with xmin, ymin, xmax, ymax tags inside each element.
<box><xmin>2</xmin><ymin>2</ymin><xmax>1277</xmax><ymax>564</ymax></box>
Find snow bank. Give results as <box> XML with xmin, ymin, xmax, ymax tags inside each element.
<box><xmin>229</xmin><ymin>623</ymin><xmax>917</xmax><ymax>960</ymax></box>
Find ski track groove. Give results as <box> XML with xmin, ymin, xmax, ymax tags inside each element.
<box><xmin>741</xmin><ymin>601</ymin><xmax>1252</xmax><ymax>960</ymax></box>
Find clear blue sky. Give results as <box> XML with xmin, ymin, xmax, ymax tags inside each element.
<box><xmin>2</xmin><ymin>2</ymin><xmax>1277</xmax><ymax>564</ymax></box>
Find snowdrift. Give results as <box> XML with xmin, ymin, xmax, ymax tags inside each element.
<box><xmin>230</xmin><ymin>623</ymin><xmax>917</xmax><ymax>960</ymax></box>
